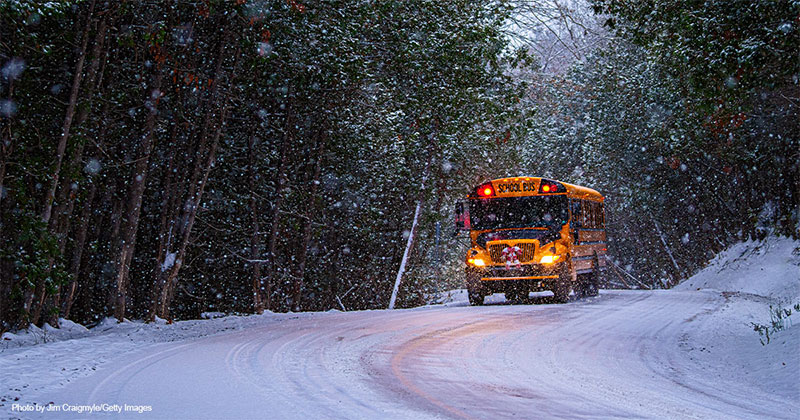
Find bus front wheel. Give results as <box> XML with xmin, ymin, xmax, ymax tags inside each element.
<box><xmin>466</xmin><ymin>271</ymin><xmax>485</xmax><ymax>306</ymax></box>
<box><xmin>468</xmin><ymin>290</ymin><xmax>485</xmax><ymax>306</ymax></box>
<box><xmin>552</xmin><ymin>281</ymin><xmax>572</xmax><ymax>303</ymax></box>
<box><xmin>552</xmin><ymin>263</ymin><xmax>574</xmax><ymax>303</ymax></box>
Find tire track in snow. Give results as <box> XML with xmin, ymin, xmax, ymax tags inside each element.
<box><xmin>225</xmin><ymin>311</ymin><xmax>446</xmax><ymax>419</ymax></box>
<box><xmin>372</xmin><ymin>307</ymin><xmax>545</xmax><ymax>419</ymax></box>
<box><xmin>84</xmin><ymin>341</ymin><xmax>198</xmax><ymax>412</ymax></box>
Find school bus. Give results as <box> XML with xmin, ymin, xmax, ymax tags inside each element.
<box><xmin>455</xmin><ymin>176</ymin><xmax>606</xmax><ymax>305</ymax></box>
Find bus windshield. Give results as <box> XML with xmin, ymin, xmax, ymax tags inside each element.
<box><xmin>469</xmin><ymin>195</ymin><xmax>569</xmax><ymax>230</ymax></box>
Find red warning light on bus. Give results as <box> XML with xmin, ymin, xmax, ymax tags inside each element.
<box><xmin>476</xmin><ymin>183</ymin><xmax>495</xmax><ymax>197</ymax></box>
<box><xmin>538</xmin><ymin>180</ymin><xmax>562</xmax><ymax>194</ymax></box>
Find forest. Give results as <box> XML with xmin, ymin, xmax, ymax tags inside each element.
<box><xmin>0</xmin><ymin>0</ymin><xmax>797</xmax><ymax>333</ymax></box>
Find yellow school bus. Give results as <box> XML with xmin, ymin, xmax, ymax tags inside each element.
<box><xmin>455</xmin><ymin>176</ymin><xmax>607</xmax><ymax>305</ymax></box>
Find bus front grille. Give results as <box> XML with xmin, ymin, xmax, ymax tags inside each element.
<box><xmin>488</xmin><ymin>243</ymin><xmax>536</xmax><ymax>264</ymax></box>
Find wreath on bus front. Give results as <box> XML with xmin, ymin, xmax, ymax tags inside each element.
<box><xmin>501</xmin><ymin>245</ymin><xmax>523</xmax><ymax>269</ymax></box>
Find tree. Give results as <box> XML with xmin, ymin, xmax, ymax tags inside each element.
<box><xmin>0</xmin><ymin>0</ymin><xmax>532</xmax><ymax>332</ymax></box>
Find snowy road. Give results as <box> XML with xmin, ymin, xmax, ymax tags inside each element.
<box><xmin>23</xmin><ymin>289</ymin><xmax>797</xmax><ymax>420</ymax></box>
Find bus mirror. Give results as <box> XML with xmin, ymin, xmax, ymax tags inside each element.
<box><xmin>455</xmin><ymin>201</ymin><xmax>470</xmax><ymax>231</ymax></box>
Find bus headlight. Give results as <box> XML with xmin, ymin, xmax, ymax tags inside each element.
<box><xmin>468</xmin><ymin>258</ymin><xmax>486</xmax><ymax>267</ymax></box>
<box><xmin>540</xmin><ymin>255</ymin><xmax>560</xmax><ymax>264</ymax></box>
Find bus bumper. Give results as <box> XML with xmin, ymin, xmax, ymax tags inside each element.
<box><xmin>471</xmin><ymin>263</ymin><xmax>565</xmax><ymax>293</ymax></box>
<box><xmin>478</xmin><ymin>263</ymin><xmax>561</xmax><ymax>281</ymax></box>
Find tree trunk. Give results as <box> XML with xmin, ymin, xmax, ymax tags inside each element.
<box><xmin>152</xmin><ymin>36</ymin><xmax>237</xmax><ymax>320</ymax></box>
<box><xmin>29</xmin><ymin>1</ymin><xmax>96</xmax><ymax>327</ymax></box>
<box><xmin>263</xmin><ymin>102</ymin><xmax>294</xmax><ymax>311</ymax></box>
<box><xmin>0</xmin><ymin>140</ymin><xmax>7</xmax><ymax>205</ymax></box>
<box><xmin>47</xmin><ymin>15</ymin><xmax>108</xmax><ymax>326</ymax></box>
<box><xmin>652</xmin><ymin>217</ymin><xmax>682</xmax><ymax>286</ymax></box>
<box><xmin>113</xmin><ymin>71</ymin><xmax>163</xmax><ymax>321</ymax></box>
<box><xmin>388</xmin><ymin>190</ymin><xmax>425</xmax><ymax>310</ymax></box>
<box><xmin>62</xmin><ymin>179</ymin><xmax>96</xmax><ymax>320</ymax></box>
<box><xmin>0</xmin><ymin>80</ymin><xmax>16</xmax><ymax>328</ymax></box>
<box><xmin>147</xmin><ymin>121</ymin><xmax>181</xmax><ymax>322</ymax></box>
<box><xmin>62</xmin><ymin>69</ymin><xmax>112</xmax><ymax>319</ymax></box>
<box><xmin>291</xmin><ymin>130</ymin><xmax>326</xmax><ymax>312</ymax></box>
<box><xmin>41</xmin><ymin>0</ymin><xmax>95</xmax><ymax>225</ymax></box>
<box><xmin>18</xmin><ymin>274</ymin><xmax>34</xmax><ymax>330</ymax></box>
<box><xmin>156</xmin><ymin>109</ymin><xmax>226</xmax><ymax>319</ymax></box>
<box><xmin>248</xmin><ymin>133</ymin><xmax>265</xmax><ymax>314</ymax></box>
<box><xmin>0</xmin><ymin>79</ymin><xmax>10</xmax><ymax>206</ymax></box>
<box><xmin>388</xmin><ymin>152</ymin><xmax>432</xmax><ymax>309</ymax></box>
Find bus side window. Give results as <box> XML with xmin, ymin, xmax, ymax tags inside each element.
<box><xmin>581</xmin><ymin>200</ymin><xmax>592</xmax><ymax>229</ymax></box>
<box><xmin>586</xmin><ymin>201</ymin><xmax>599</xmax><ymax>229</ymax></box>
<box><xmin>594</xmin><ymin>202</ymin><xmax>601</xmax><ymax>228</ymax></box>
<box><xmin>586</xmin><ymin>202</ymin><xmax>592</xmax><ymax>229</ymax></box>
<box><xmin>599</xmin><ymin>203</ymin><xmax>605</xmax><ymax>228</ymax></box>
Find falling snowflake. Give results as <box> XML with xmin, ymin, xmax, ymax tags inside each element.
<box><xmin>1</xmin><ymin>58</ymin><xmax>25</xmax><ymax>81</ymax></box>
<box><xmin>0</xmin><ymin>100</ymin><xmax>16</xmax><ymax>118</ymax></box>
<box><xmin>257</xmin><ymin>42</ymin><xmax>272</xmax><ymax>56</ymax></box>
<box><xmin>85</xmin><ymin>159</ymin><xmax>102</xmax><ymax>175</ymax></box>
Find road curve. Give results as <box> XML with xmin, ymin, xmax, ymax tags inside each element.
<box><xmin>36</xmin><ymin>290</ymin><xmax>797</xmax><ymax>419</ymax></box>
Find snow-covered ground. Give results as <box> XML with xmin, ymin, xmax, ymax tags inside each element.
<box><xmin>1</xmin><ymin>237</ymin><xmax>798</xmax><ymax>419</ymax></box>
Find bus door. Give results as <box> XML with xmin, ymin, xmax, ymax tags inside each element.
<box><xmin>569</xmin><ymin>199</ymin><xmax>581</xmax><ymax>244</ymax></box>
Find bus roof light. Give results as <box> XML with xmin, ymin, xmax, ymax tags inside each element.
<box><xmin>538</xmin><ymin>179</ymin><xmax>563</xmax><ymax>194</ymax></box>
<box><xmin>476</xmin><ymin>182</ymin><xmax>496</xmax><ymax>198</ymax></box>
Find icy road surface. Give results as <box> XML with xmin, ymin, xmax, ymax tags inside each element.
<box><xmin>21</xmin><ymin>290</ymin><xmax>798</xmax><ymax>420</ymax></box>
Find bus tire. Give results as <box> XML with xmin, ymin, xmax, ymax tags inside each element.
<box><xmin>588</xmin><ymin>251</ymin><xmax>602</xmax><ymax>296</ymax></box>
<box><xmin>468</xmin><ymin>289</ymin><xmax>485</xmax><ymax>306</ymax></box>
<box><xmin>466</xmin><ymin>270</ymin><xmax>485</xmax><ymax>306</ymax></box>
<box><xmin>552</xmin><ymin>263</ymin><xmax>573</xmax><ymax>303</ymax></box>
<box><xmin>576</xmin><ymin>274</ymin><xmax>598</xmax><ymax>298</ymax></box>
<box><xmin>553</xmin><ymin>281</ymin><xmax>572</xmax><ymax>303</ymax></box>
<box><xmin>584</xmin><ymin>274</ymin><xmax>599</xmax><ymax>297</ymax></box>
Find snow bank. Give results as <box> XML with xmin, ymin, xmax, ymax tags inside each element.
<box><xmin>425</xmin><ymin>288</ymin><xmax>468</xmax><ymax>305</ymax></box>
<box><xmin>675</xmin><ymin>235</ymin><xmax>800</xmax><ymax>302</ymax></box>
<box><xmin>1</xmin><ymin>319</ymin><xmax>90</xmax><ymax>348</ymax></box>
<box><xmin>674</xmin><ymin>236</ymin><xmax>799</xmax><ymax>401</ymax></box>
